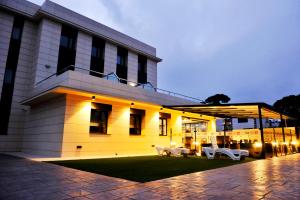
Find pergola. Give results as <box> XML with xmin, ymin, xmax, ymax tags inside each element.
<box><xmin>164</xmin><ymin>103</ymin><xmax>293</xmax><ymax>158</ymax></box>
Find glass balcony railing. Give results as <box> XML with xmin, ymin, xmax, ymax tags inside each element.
<box><xmin>35</xmin><ymin>65</ymin><xmax>205</xmax><ymax>103</ymax></box>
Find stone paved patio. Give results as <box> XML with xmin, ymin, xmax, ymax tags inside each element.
<box><xmin>0</xmin><ymin>153</ymin><xmax>299</xmax><ymax>200</ymax></box>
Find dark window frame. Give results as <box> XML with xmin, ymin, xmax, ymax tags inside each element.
<box><xmin>57</xmin><ymin>25</ymin><xmax>78</xmax><ymax>74</ymax></box>
<box><xmin>138</xmin><ymin>55</ymin><xmax>147</xmax><ymax>84</ymax></box>
<box><xmin>90</xmin><ymin>37</ymin><xmax>105</xmax><ymax>78</ymax></box>
<box><xmin>116</xmin><ymin>47</ymin><xmax>128</xmax><ymax>84</ymax></box>
<box><xmin>130</xmin><ymin>114</ymin><xmax>142</xmax><ymax>135</ymax></box>
<box><xmin>0</xmin><ymin>16</ymin><xmax>24</xmax><ymax>135</ymax></box>
<box><xmin>159</xmin><ymin>117</ymin><xmax>168</xmax><ymax>136</ymax></box>
<box><xmin>89</xmin><ymin>103</ymin><xmax>111</xmax><ymax>135</ymax></box>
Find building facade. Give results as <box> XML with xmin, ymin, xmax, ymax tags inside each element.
<box><xmin>0</xmin><ymin>0</ymin><xmax>216</xmax><ymax>158</ymax></box>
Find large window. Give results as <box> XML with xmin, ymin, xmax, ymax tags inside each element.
<box><xmin>90</xmin><ymin>103</ymin><xmax>111</xmax><ymax>134</ymax></box>
<box><xmin>0</xmin><ymin>16</ymin><xmax>24</xmax><ymax>135</ymax></box>
<box><xmin>90</xmin><ymin>37</ymin><xmax>105</xmax><ymax>77</ymax></box>
<box><xmin>130</xmin><ymin>109</ymin><xmax>144</xmax><ymax>135</ymax></box>
<box><xmin>116</xmin><ymin>47</ymin><xmax>128</xmax><ymax>84</ymax></box>
<box><xmin>57</xmin><ymin>25</ymin><xmax>78</xmax><ymax>74</ymax></box>
<box><xmin>138</xmin><ymin>55</ymin><xmax>147</xmax><ymax>84</ymax></box>
<box><xmin>159</xmin><ymin>113</ymin><xmax>171</xmax><ymax>136</ymax></box>
<box><xmin>182</xmin><ymin>117</ymin><xmax>208</xmax><ymax>134</ymax></box>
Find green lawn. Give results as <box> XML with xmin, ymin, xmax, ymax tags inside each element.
<box><xmin>48</xmin><ymin>156</ymin><xmax>255</xmax><ymax>182</ymax></box>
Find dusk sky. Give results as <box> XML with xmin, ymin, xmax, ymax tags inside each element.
<box><xmin>29</xmin><ymin>0</ymin><xmax>300</xmax><ymax>104</ymax></box>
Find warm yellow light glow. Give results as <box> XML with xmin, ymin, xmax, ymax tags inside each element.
<box><xmin>282</xmin><ymin>142</ymin><xmax>288</xmax><ymax>145</ymax></box>
<box><xmin>291</xmin><ymin>141</ymin><xmax>298</xmax><ymax>145</ymax></box>
<box><xmin>170</xmin><ymin>141</ymin><xmax>177</xmax><ymax>146</ymax></box>
<box><xmin>271</xmin><ymin>141</ymin><xmax>278</xmax><ymax>146</ymax></box>
<box><xmin>254</xmin><ymin>142</ymin><xmax>262</xmax><ymax>148</ymax></box>
<box><xmin>192</xmin><ymin>141</ymin><xmax>199</xmax><ymax>145</ymax></box>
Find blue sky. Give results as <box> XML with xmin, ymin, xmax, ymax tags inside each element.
<box><xmin>29</xmin><ymin>0</ymin><xmax>300</xmax><ymax>104</ymax></box>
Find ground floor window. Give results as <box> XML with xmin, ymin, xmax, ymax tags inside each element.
<box><xmin>159</xmin><ymin>118</ymin><xmax>167</xmax><ymax>136</ymax></box>
<box><xmin>90</xmin><ymin>103</ymin><xmax>111</xmax><ymax>134</ymax></box>
<box><xmin>130</xmin><ymin>108</ymin><xmax>145</xmax><ymax>135</ymax></box>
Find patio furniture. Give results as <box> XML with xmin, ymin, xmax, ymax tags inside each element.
<box><xmin>202</xmin><ymin>136</ymin><xmax>249</xmax><ymax>160</ymax></box>
<box><xmin>156</xmin><ymin>146</ymin><xmax>166</xmax><ymax>156</ymax></box>
<box><xmin>156</xmin><ymin>147</ymin><xmax>190</xmax><ymax>157</ymax></box>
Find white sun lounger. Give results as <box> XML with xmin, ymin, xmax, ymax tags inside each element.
<box><xmin>156</xmin><ymin>146</ymin><xmax>167</xmax><ymax>156</ymax></box>
<box><xmin>203</xmin><ymin>136</ymin><xmax>249</xmax><ymax>160</ymax></box>
<box><xmin>156</xmin><ymin>147</ymin><xmax>190</xmax><ymax>157</ymax></box>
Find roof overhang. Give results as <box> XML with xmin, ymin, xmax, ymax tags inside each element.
<box><xmin>164</xmin><ymin>103</ymin><xmax>292</xmax><ymax>120</ymax></box>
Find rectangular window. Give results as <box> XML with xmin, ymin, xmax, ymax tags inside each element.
<box><xmin>159</xmin><ymin>118</ymin><xmax>167</xmax><ymax>136</ymax></box>
<box><xmin>130</xmin><ymin>108</ymin><xmax>144</xmax><ymax>135</ymax></box>
<box><xmin>57</xmin><ymin>25</ymin><xmax>78</xmax><ymax>74</ymax></box>
<box><xmin>159</xmin><ymin>113</ymin><xmax>170</xmax><ymax>136</ymax></box>
<box><xmin>138</xmin><ymin>55</ymin><xmax>147</xmax><ymax>84</ymax></box>
<box><xmin>238</xmin><ymin>118</ymin><xmax>248</xmax><ymax>123</ymax></box>
<box><xmin>90</xmin><ymin>37</ymin><xmax>105</xmax><ymax>78</ymax></box>
<box><xmin>0</xmin><ymin>16</ymin><xmax>24</xmax><ymax>135</ymax></box>
<box><xmin>116</xmin><ymin>47</ymin><xmax>128</xmax><ymax>84</ymax></box>
<box><xmin>89</xmin><ymin>103</ymin><xmax>111</xmax><ymax>134</ymax></box>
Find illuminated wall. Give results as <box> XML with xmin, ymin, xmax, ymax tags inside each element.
<box><xmin>61</xmin><ymin>94</ymin><xmax>215</xmax><ymax>157</ymax></box>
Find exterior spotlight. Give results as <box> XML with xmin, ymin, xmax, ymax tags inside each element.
<box><xmin>129</xmin><ymin>82</ymin><xmax>136</xmax><ymax>87</ymax></box>
<box><xmin>254</xmin><ymin>142</ymin><xmax>262</xmax><ymax>148</ymax></box>
<box><xmin>92</xmin><ymin>96</ymin><xmax>96</xmax><ymax>101</ymax></box>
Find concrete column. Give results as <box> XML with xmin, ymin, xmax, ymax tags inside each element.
<box><xmin>147</xmin><ymin>59</ymin><xmax>157</xmax><ymax>88</ymax></box>
<box><xmin>75</xmin><ymin>31</ymin><xmax>92</xmax><ymax>74</ymax></box>
<box><xmin>104</xmin><ymin>42</ymin><xmax>117</xmax><ymax>75</ymax></box>
<box><xmin>33</xmin><ymin>19</ymin><xmax>61</xmax><ymax>85</ymax></box>
<box><xmin>127</xmin><ymin>51</ymin><xmax>138</xmax><ymax>85</ymax></box>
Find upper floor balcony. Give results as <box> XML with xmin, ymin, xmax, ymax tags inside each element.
<box><xmin>23</xmin><ymin>66</ymin><xmax>204</xmax><ymax>106</ymax></box>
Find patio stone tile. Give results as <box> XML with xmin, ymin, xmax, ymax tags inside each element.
<box><xmin>1</xmin><ymin>153</ymin><xmax>300</xmax><ymax>199</ymax></box>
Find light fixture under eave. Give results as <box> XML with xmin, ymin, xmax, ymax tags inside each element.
<box><xmin>92</xmin><ymin>96</ymin><xmax>96</xmax><ymax>101</ymax></box>
<box><xmin>129</xmin><ymin>82</ymin><xmax>136</xmax><ymax>87</ymax></box>
<box><xmin>131</xmin><ymin>102</ymin><xmax>135</xmax><ymax>106</ymax></box>
<box><xmin>160</xmin><ymin>107</ymin><xmax>163</xmax><ymax>110</ymax></box>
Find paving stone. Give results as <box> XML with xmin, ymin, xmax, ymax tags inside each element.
<box><xmin>0</xmin><ymin>154</ymin><xmax>300</xmax><ymax>199</ymax></box>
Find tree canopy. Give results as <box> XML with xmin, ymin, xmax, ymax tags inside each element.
<box><xmin>205</xmin><ymin>94</ymin><xmax>231</xmax><ymax>104</ymax></box>
<box><xmin>273</xmin><ymin>94</ymin><xmax>300</xmax><ymax>126</ymax></box>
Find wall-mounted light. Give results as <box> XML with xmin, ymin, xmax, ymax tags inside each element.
<box><xmin>160</xmin><ymin>107</ymin><xmax>163</xmax><ymax>110</ymax></box>
<box><xmin>131</xmin><ymin>102</ymin><xmax>135</xmax><ymax>106</ymax></box>
<box><xmin>129</xmin><ymin>82</ymin><xmax>136</xmax><ymax>87</ymax></box>
<box><xmin>92</xmin><ymin>96</ymin><xmax>96</xmax><ymax>101</ymax></box>
<box><xmin>182</xmin><ymin>111</ymin><xmax>185</xmax><ymax>114</ymax></box>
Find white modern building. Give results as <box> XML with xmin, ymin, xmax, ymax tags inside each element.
<box><xmin>0</xmin><ymin>0</ymin><xmax>216</xmax><ymax>158</ymax></box>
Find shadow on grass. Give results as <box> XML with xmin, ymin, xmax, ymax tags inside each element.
<box><xmin>47</xmin><ymin>156</ymin><xmax>255</xmax><ymax>183</ymax></box>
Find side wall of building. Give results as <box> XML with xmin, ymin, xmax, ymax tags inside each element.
<box><xmin>22</xmin><ymin>95</ymin><xmax>66</xmax><ymax>157</ymax></box>
<box><xmin>0</xmin><ymin>12</ymin><xmax>36</xmax><ymax>151</ymax></box>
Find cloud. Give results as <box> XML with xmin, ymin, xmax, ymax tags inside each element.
<box><xmin>27</xmin><ymin>0</ymin><xmax>300</xmax><ymax>104</ymax></box>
